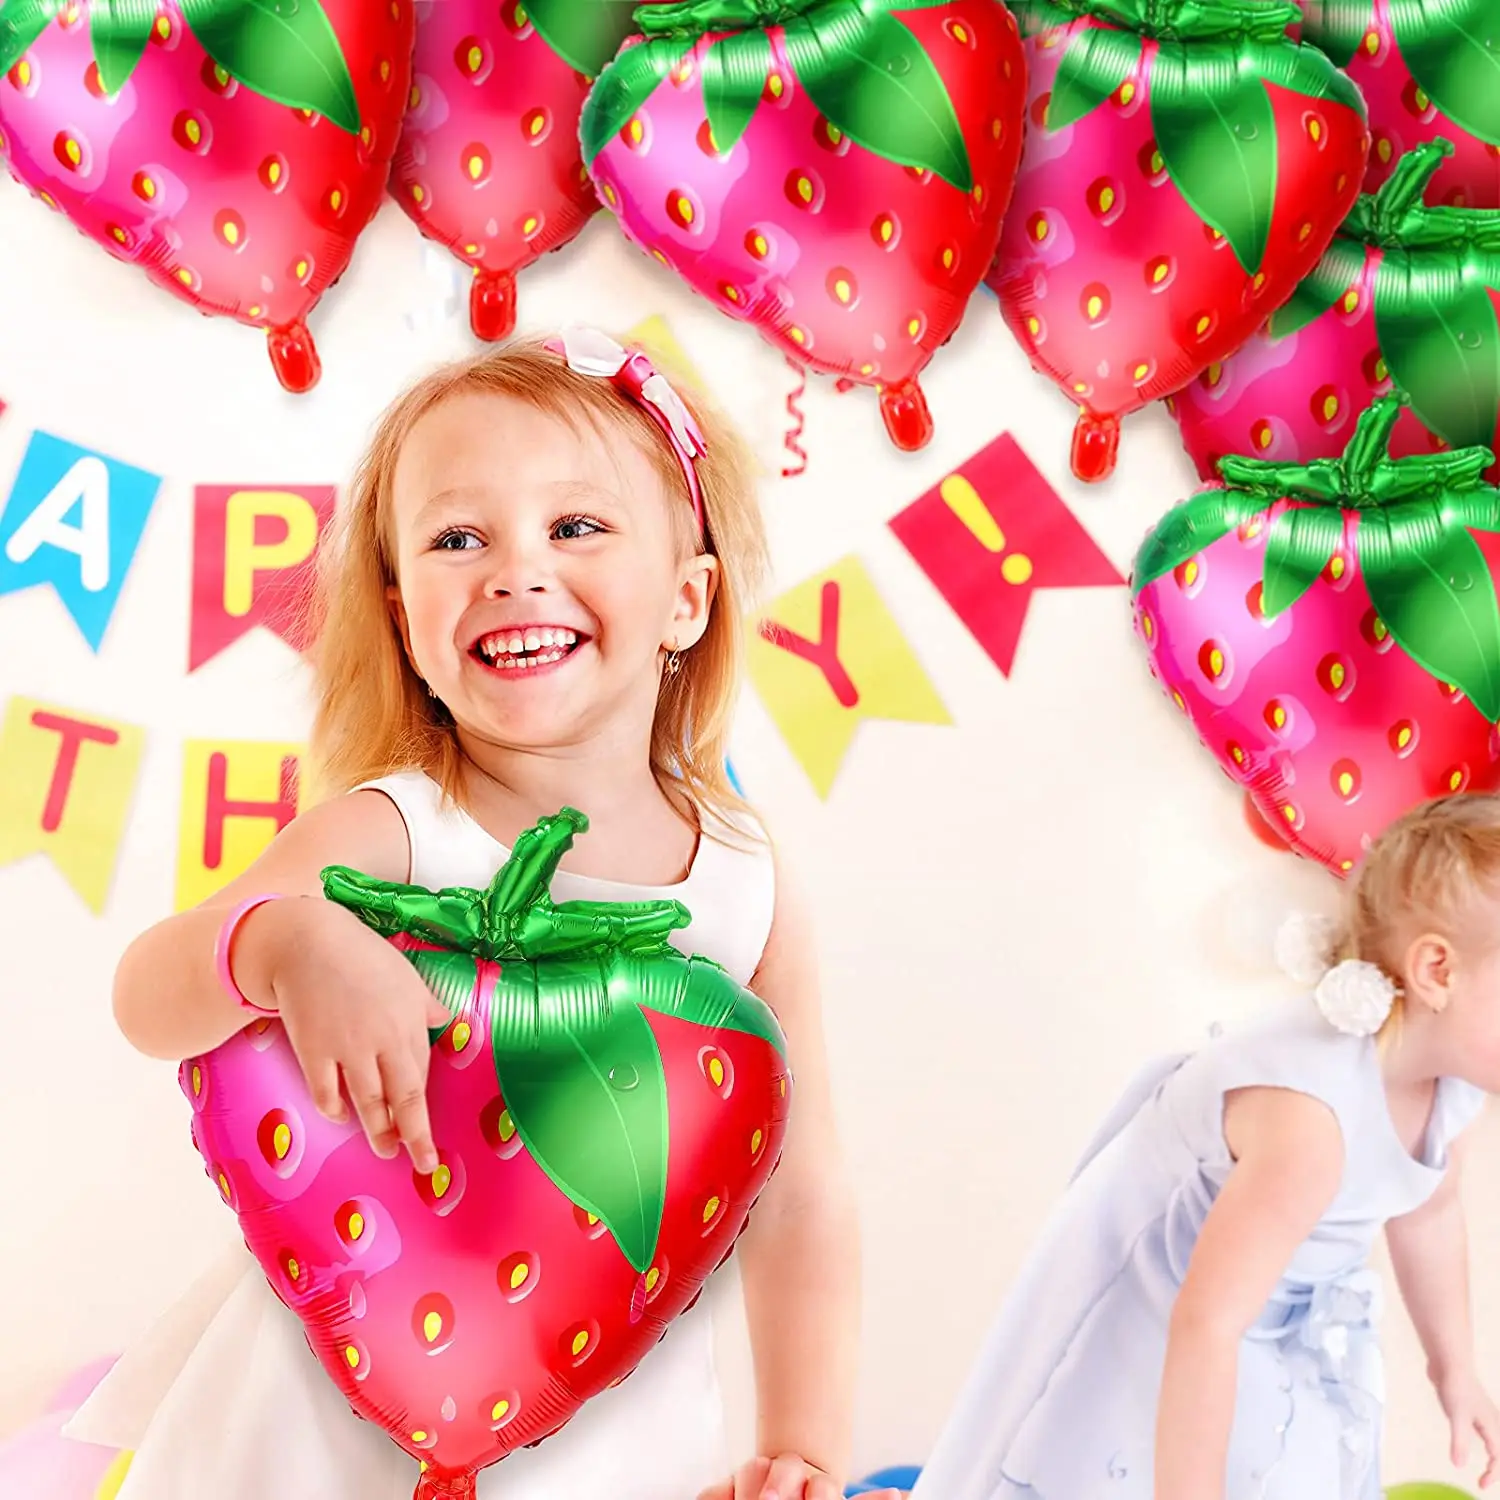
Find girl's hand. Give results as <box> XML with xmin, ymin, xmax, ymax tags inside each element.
<box><xmin>696</xmin><ymin>1454</ymin><xmax>893</xmax><ymax>1500</ymax></box>
<box><xmin>247</xmin><ymin>897</ymin><xmax>453</xmax><ymax>1174</ymax></box>
<box><xmin>1437</xmin><ymin>1367</ymin><xmax>1500</xmax><ymax>1488</ymax></box>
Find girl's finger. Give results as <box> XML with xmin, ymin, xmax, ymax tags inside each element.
<box><xmin>379</xmin><ymin>1050</ymin><xmax>439</xmax><ymax>1175</ymax></box>
<box><xmin>805</xmin><ymin>1474</ymin><xmax>843</xmax><ymax>1500</ymax></box>
<box><xmin>760</xmin><ymin>1454</ymin><xmax>808</xmax><ymax>1500</ymax></box>
<box><xmin>342</xmin><ymin>1060</ymin><xmax>400</xmax><ymax>1159</ymax></box>
<box><xmin>734</xmin><ymin>1457</ymin><xmax>772</xmax><ymax>1500</ymax></box>
<box><xmin>303</xmin><ymin>1056</ymin><xmax>347</xmax><ymax>1123</ymax></box>
<box><xmin>696</xmin><ymin>1481</ymin><xmax>734</xmax><ymax>1500</ymax></box>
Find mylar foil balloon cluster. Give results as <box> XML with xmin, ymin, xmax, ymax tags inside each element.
<box><xmin>391</xmin><ymin>0</ymin><xmax>639</xmax><ymax>342</ymax></box>
<box><xmin>183</xmin><ymin>810</ymin><xmax>791</xmax><ymax>1500</ymax></box>
<box><xmin>989</xmin><ymin>0</ymin><xmax>1369</xmax><ymax>482</ymax></box>
<box><xmin>1132</xmin><ymin>396</ymin><xmax>1500</xmax><ymax>877</ymax></box>
<box><xmin>0</xmin><ymin>0</ymin><xmax>414</xmax><ymax>392</ymax></box>
<box><xmin>1302</xmin><ymin>0</ymin><xmax>1500</xmax><ymax>209</ymax></box>
<box><xmin>1171</xmin><ymin>138</ymin><xmax>1500</xmax><ymax>483</ymax></box>
<box><xmin>580</xmin><ymin>0</ymin><xmax>1028</xmax><ymax>451</ymax></box>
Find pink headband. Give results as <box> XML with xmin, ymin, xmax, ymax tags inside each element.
<box><xmin>543</xmin><ymin>327</ymin><xmax>707</xmax><ymax>534</ymax></box>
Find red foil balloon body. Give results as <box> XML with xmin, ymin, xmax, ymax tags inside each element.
<box><xmin>1171</xmin><ymin>142</ymin><xmax>1500</xmax><ymax>486</ymax></box>
<box><xmin>181</xmin><ymin>820</ymin><xmax>792</xmax><ymax>1498</ymax></box>
<box><xmin>391</xmin><ymin>1</ymin><xmax>628</xmax><ymax>343</ymax></box>
<box><xmin>988</xmin><ymin>1</ymin><xmax>1368</xmax><ymax>483</ymax></box>
<box><xmin>1302</xmin><ymin>0</ymin><xmax>1500</xmax><ymax>208</ymax></box>
<box><xmin>1132</xmin><ymin>400</ymin><xmax>1500</xmax><ymax>876</ymax></box>
<box><xmin>0</xmin><ymin>0</ymin><xmax>414</xmax><ymax>392</ymax></box>
<box><xmin>582</xmin><ymin>1</ymin><xmax>1027</xmax><ymax>451</ymax></box>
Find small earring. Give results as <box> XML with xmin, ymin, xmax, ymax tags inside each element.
<box><xmin>423</xmin><ymin>681</ymin><xmax>436</xmax><ymax>698</ymax></box>
<box><xmin>665</xmin><ymin>649</ymin><xmax>682</xmax><ymax>678</ymax></box>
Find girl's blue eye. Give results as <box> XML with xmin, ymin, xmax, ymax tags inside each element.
<box><xmin>553</xmin><ymin>515</ymin><xmax>603</xmax><ymax>541</ymax></box>
<box><xmin>434</xmin><ymin>528</ymin><xmax>480</xmax><ymax>551</ymax></box>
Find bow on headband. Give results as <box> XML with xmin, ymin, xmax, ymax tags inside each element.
<box><xmin>544</xmin><ymin>327</ymin><xmax>708</xmax><ymax>533</ymax></box>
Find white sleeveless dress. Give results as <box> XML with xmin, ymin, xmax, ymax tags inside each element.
<box><xmin>65</xmin><ymin>770</ymin><xmax>777</xmax><ymax>1500</ymax></box>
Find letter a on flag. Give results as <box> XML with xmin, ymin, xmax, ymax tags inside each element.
<box><xmin>0</xmin><ymin>432</ymin><xmax>163</xmax><ymax>651</ymax></box>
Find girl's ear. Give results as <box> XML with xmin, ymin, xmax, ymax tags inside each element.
<box><xmin>1404</xmin><ymin>932</ymin><xmax>1456</xmax><ymax>1016</ymax></box>
<box><xmin>670</xmin><ymin>552</ymin><xmax>719</xmax><ymax>650</ymax></box>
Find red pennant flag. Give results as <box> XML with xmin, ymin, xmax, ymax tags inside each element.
<box><xmin>189</xmin><ymin>485</ymin><xmax>337</xmax><ymax>672</ymax></box>
<box><xmin>889</xmin><ymin>433</ymin><xmax>1124</xmax><ymax>676</ymax></box>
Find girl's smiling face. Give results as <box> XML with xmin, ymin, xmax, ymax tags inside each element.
<box><xmin>387</xmin><ymin>390</ymin><xmax>716</xmax><ymax>754</ymax></box>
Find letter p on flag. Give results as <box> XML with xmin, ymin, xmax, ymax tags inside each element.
<box><xmin>0</xmin><ymin>433</ymin><xmax>163</xmax><ymax>650</ymax></box>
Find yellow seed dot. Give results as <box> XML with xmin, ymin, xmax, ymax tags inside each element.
<box><xmin>796</xmin><ymin>176</ymin><xmax>812</xmax><ymax>203</ymax></box>
<box><xmin>1341</xmin><ymin>290</ymin><xmax>1358</xmax><ymax>313</ymax></box>
<box><xmin>860</xmin><ymin>362</ymin><xmax>874</xmax><ymax>375</ymax></box>
<box><xmin>1374</xmin><ymin>356</ymin><xmax>1388</xmax><ymax>381</ymax></box>
<box><xmin>423</xmin><ymin>1311</ymin><xmax>443</xmax><ymax>1342</ymax></box>
<box><xmin>1150</xmin><ymin>149</ymin><xmax>1164</xmax><ymax>173</ymax></box>
<box><xmin>952</xmin><ymin>22</ymin><xmax>969</xmax><ymax>42</ymax></box>
<box><xmin>452</xmin><ymin>1021</ymin><xmax>472</xmax><ymax>1050</ymax></box>
<box><xmin>1073</xmin><ymin>381</ymin><xmax>1089</xmax><ymax>394</ymax></box>
<box><xmin>788</xmin><ymin>326</ymin><xmax>805</xmax><ymax>344</ymax></box>
<box><xmin>572</xmin><ymin>1329</ymin><xmax>590</xmax><ymax>1355</ymax></box>
<box><xmin>1272</xmin><ymin>706</ymin><xmax>1286</xmax><ymax>728</ymax></box>
<box><xmin>645</xmin><ymin>1267</ymin><xmax>661</xmax><ymax>1291</ymax></box>
<box><xmin>411</xmin><ymin>184</ymin><xmax>426</xmax><ymax>204</ymax></box>
<box><xmin>1377</xmin><ymin>138</ymin><xmax>1392</xmax><ymax>163</ymax></box>
<box><xmin>702</xmin><ymin>1196</ymin><xmax>721</xmax><ymax>1223</ymax></box>
<box><xmin>1321</xmin><ymin>394</ymin><xmax>1339</xmax><ymax>423</ymax></box>
<box><xmin>1329</xmin><ymin>556</ymin><xmax>1345</xmax><ymax>580</ymax></box>
<box><xmin>467</xmin><ymin>44</ymin><xmax>482</xmax><ymax>70</ymax></box>
<box><xmin>412</xmin><ymin>1430</ymin><xmax>428</xmax><ymax>1444</ymax></box>
<box><xmin>16</xmin><ymin>60</ymin><xmax>31</xmax><ymax>87</ymax></box>
<box><xmin>1330</xmin><ymin>663</ymin><xmax>1346</xmax><ymax>689</ymax></box>
<box><xmin>348</xmin><ymin>1211</ymin><xmax>365</xmax><ymax>1240</ymax></box>
<box><xmin>522</xmin><ymin>214</ymin><xmax>540</xmax><ymax>235</ymax></box>
<box><xmin>708</xmin><ymin>1056</ymin><xmax>724</xmax><ymax>1086</ymax></box>
<box><xmin>1027</xmin><ymin>316</ymin><xmax>1041</xmax><ymax>335</ymax></box>
<box><xmin>1416</xmin><ymin>86</ymin><xmax>1430</xmax><ymax>110</ymax></box>
<box><xmin>1253</xmin><ymin>271</ymin><xmax>1267</xmax><ymax>290</ymax></box>
<box><xmin>191</xmin><ymin>1065</ymin><xmax>202</xmax><ymax>1094</ymax></box>
<box><xmin>628</xmin><ymin>117</ymin><xmax>644</xmax><ymax>143</ymax></box>
<box><xmin>768</xmin><ymin>73</ymin><xmax>784</xmax><ymax>97</ymax></box>
<box><xmin>1256</xmin><ymin>426</ymin><xmax>1273</xmax><ymax>449</ymax></box>
<box><xmin>973</xmin><ymin>183</ymin><xmax>984</xmax><ymax>204</ymax></box>
<box><xmin>1098</xmin><ymin>186</ymin><xmax>1115</xmax><ymax>213</ymax></box>
<box><xmin>492</xmin><ymin>1399</ymin><xmax>510</xmax><ymax>1420</ymax></box>
<box><xmin>1001</xmin><ymin>554</ymin><xmax>1034</xmax><ymax>585</ymax></box>
<box><xmin>1363</xmin><ymin>28</ymin><xmax>1378</xmax><ymax>52</ymax></box>
<box><xmin>1133</xmin><ymin>363</ymin><xmax>1150</xmax><ymax>381</ymax></box>
<box><xmin>430</xmin><ymin>1164</ymin><xmax>452</xmax><ymax>1198</ymax></box>
<box><xmin>273</xmin><ymin>1122</ymin><xmax>291</xmax><ymax>1158</ymax></box>
<box><xmin>295</xmin><ymin>259</ymin><xmax>309</xmax><ymax>279</ymax></box>
<box><xmin>1032</xmin><ymin>215</ymin><xmax>1049</xmax><ymax>240</ymax></box>
<box><xmin>1338</xmin><ymin>772</ymin><xmax>1354</xmax><ymax>795</ymax></box>
<box><xmin>1282</xmin><ymin>805</ymin><xmax>1297</xmax><ymax>823</ymax></box>
<box><xmin>267</xmin><ymin>161</ymin><xmax>282</xmax><ymax>185</ymax></box>
<box><xmin>217</xmin><ymin>1172</ymin><xmax>230</xmax><ymax>1198</ymax></box>
<box><xmin>1309</xmin><ymin>118</ymin><xmax>1323</xmax><ymax>142</ymax></box>
<box><xmin>345</xmin><ymin>1345</ymin><xmax>359</xmax><ymax>1367</ymax></box>
<box><xmin>1172</xmin><ymin>691</ymin><xmax>1186</xmax><ymax>712</ymax></box>
<box><xmin>750</xmin><ymin>1128</ymin><xmax>764</xmax><ymax>1155</ymax></box>
<box><xmin>1341</xmin><ymin>860</ymin><xmax>1354</xmax><ymax>872</ymax></box>
<box><xmin>185</xmin><ymin>118</ymin><xmax>201</xmax><ymax>145</ymax></box>
<box><xmin>1298</xmin><ymin>221</ymin><xmax>1312</xmax><ymax>241</ymax></box>
<box><xmin>586</xmin><ymin>1212</ymin><xmax>599</xmax><ymax>1226</ymax></box>
<box><xmin>908</xmin><ymin>317</ymin><xmax>921</xmax><ymax>336</ymax></box>
<box><xmin>941</xmin><ymin>246</ymin><xmax>955</xmax><ymax>268</ymax></box>
<box><xmin>1452</xmin><ymin>769</ymin><xmax>1464</xmax><ymax>790</ymax></box>
<box><xmin>287</xmin><ymin>1257</ymin><xmax>300</xmax><ymax>1279</ymax></box>
<box><xmin>497</xmin><ymin>1108</ymin><xmax>516</xmax><ymax>1142</ymax></box>
<box><xmin>329</xmin><ymin>188</ymin><xmax>343</xmax><ymax>211</ymax></box>
<box><xmin>1374</xmin><ymin>618</ymin><xmax>1388</xmax><ymax>641</ymax></box>
<box><xmin>177</xmin><ymin>268</ymin><xmax>194</xmax><ymax>285</ymax></box>
<box><xmin>154</xmin><ymin>16</ymin><xmax>169</xmax><ymax>37</ymax></box>
<box><xmin>1086</xmin><ymin>294</ymin><xmax>1104</xmax><ymax>319</ymax></box>
<box><xmin>677</xmin><ymin>194</ymin><xmax>695</xmax><ymax>223</ymax></box>
<box><xmin>222</xmin><ymin>220</ymin><xmax>240</xmax><ymax>246</ymax></box>
<box><xmin>463</xmin><ymin>243</ymin><xmax>478</xmax><ymax>255</ymax></box>
<box><xmin>1183</xmin><ymin>561</ymin><xmax>1199</xmax><ymax>586</ymax></box>
<box><xmin>64</xmin><ymin>137</ymin><xmax>81</xmax><ymax>165</ymax></box>
<box><xmin>510</xmin><ymin>1261</ymin><xmax>529</xmax><ymax>1289</ymax></box>
<box><xmin>1196</xmin><ymin>315</ymin><xmax>1211</xmax><ymax>335</ymax></box>
<box><xmin>1118</xmin><ymin>82</ymin><xmax>1135</xmax><ymax>105</ymax></box>
<box><xmin>834</xmin><ymin>277</ymin><xmax>851</xmax><ymax>301</ymax></box>
<box><xmin>247</xmin><ymin>304</ymin><xmax>262</xmax><ymax>318</ymax></box>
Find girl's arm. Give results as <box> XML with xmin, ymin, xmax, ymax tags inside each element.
<box><xmin>112</xmin><ymin>789</ymin><xmax>410</xmax><ymax>1058</ymax></box>
<box><xmin>1386</xmin><ymin>1128</ymin><xmax>1500</xmax><ymax>1486</ymax></box>
<box><xmin>1156</xmin><ymin>1086</ymin><xmax>1344</xmax><ymax>1500</ymax></box>
<box><xmin>715</xmin><ymin>846</ymin><xmax>863</xmax><ymax>1500</ymax></box>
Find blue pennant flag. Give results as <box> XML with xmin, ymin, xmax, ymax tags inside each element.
<box><xmin>0</xmin><ymin>431</ymin><xmax>163</xmax><ymax>651</ymax></box>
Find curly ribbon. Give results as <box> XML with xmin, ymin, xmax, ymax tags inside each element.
<box><xmin>781</xmin><ymin>356</ymin><xmax>809</xmax><ymax>478</ymax></box>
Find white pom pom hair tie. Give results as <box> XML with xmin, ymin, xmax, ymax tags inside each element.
<box><xmin>1275</xmin><ymin>912</ymin><xmax>1398</xmax><ymax>1038</ymax></box>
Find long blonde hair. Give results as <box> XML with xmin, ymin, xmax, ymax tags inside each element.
<box><xmin>304</xmin><ymin>333</ymin><xmax>769</xmax><ymax>836</ymax></box>
<box><xmin>1337</xmin><ymin>792</ymin><xmax>1500</xmax><ymax>1039</ymax></box>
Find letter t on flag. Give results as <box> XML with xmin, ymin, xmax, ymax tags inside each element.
<box><xmin>888</xmin><ymin>433</ymin><xmax>1124</xmax><ymax>676</ymax></box>
<box><xmin>746</xmin><ymin>555</ymin><xmax>949</xmax><ymax>797</ymax></box>
<box><xmin>189</xmin><ymin>486</ymin><xmax>336</xmax><ymax>671</ymax></box>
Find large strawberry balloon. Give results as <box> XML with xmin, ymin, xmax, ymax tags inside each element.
<box><xmin>392</xmin><ymin>1</ymin><xmax>639</xmax><ymax>343</ymax></box>
<box><xmin>1133</xmin><ymin>395</ymin><xmax>1500</xmax><ymax>875</ymax></box>
<box><xmin>580</xmin><ymin>0</ymin><xmax>1027</xmax><ymax>451</ymax></box>
<box><xmin>1301</xmin><ymin>0</ymin><xmax>1500</xmax><ymax>208</ymax></box>
<box><xmin>0</xmin><ymin>0</ymin><xmax>413</xmax><ymax>392</ymax></box>
<box><xmin>990</xmin><ymin>0</ymin><xmax>1368</xmax><ymax>483</ymax></box>
<box><xmin>183</xmin><ymin>809</ymin><xmax>791</xmax><ymax>1500</ymax></box>
<box><xmin>1171</xmin><ymin>139</ymin><xmax>1500</xmax><ymax>484</ymax></box>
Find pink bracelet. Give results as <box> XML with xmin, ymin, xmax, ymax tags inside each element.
<box><xmin>215</xmin><ymin>894</ymin><xmax>284</xmax><ymax>1014</ymax></box>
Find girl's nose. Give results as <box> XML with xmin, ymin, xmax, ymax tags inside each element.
<box><xmin>481</xmin><ymin>538</ymin><xmax>550</xmax><ymax>597</ymax></box>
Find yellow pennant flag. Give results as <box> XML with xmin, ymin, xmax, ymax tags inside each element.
<box><xmin>0</xmin><ymin>696</ymin><xmax>145</xmax><ymax>912</ymax></box>
<box><xmin>747</xmin><ymin>555</ymin><xmax>950</xmax><ymax>797</ymax></box>
<box><xmin>624</xmin><ymin>315</ymin><xmax>699</xmax><ymax>386</ymax></box>
<box><xmin>176</xmin><ymin>738</ymin><xmax>307</xmax><ymax>910</ymax></box>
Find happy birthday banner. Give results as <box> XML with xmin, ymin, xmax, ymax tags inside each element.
<box><xmin>0</xmin><ymin>319</ymin><xmax>1125</xmax><ymax>914</ymax></box>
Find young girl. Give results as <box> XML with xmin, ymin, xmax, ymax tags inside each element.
<box><xmin>912</xmin><ymin>792</ymin><xmax>1500</xmax><ymax>1500</ymax></box>
<box><xmin>64</xmin><ymin>327</ymin><xmax>879</xmax><ymax>1500</ymax></box>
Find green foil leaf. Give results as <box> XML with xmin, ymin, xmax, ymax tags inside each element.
<box><xmin>180</xmin><ymin>0</ymin><xmax>360</xmax><ymax>133</ymax></box>
<box><xmin>1298</xmin><ymin>0</ymin><xmax>1375</xmax><ymax>69</ymax></box>
<box><xmin>1130</xmin><ymin>489</ymin><xmax>1249</xmax><ymax>595</ymax></box>
<box><xmin>0</xmin><ymin>0</ymin><xmax>52</xmax><ymax>79</ymax></box>
<box><xmin>1261</xmin><ymin>504</ymin><xmax>1344</xmax><ymax>616</ymax></box>
<box><xmin>91</xmin><ymin>0</ymin><xmax>155</xmax><ymax>94</ymax></box>
<box><xmin>524</xmin><ymin>0</ymin><xmax>640</xmax><ymax>77</ymax></box>
<box><xmin>1047</xmin><ymin>24</ymin><xmax>1141</xmax><ymax>131</ymax></box>
<box><xmin>1389</xmin><ymin>0</ymin><xmax>1500</xmax><ymax>150</ymax></box>
<box><xmin>1266</xmin><ymin>239</ymin><xmax>1368</xmax><ymax>339</ymax></box>
<box><xmin>784</xmin><ymin>6</ymin><xmax>973</xmax><ymax>190</ymax></box>
<box><xmin>1361</xmin><ymin>507</ymin><xmax>1500</xmax><ymax>720</ymax></box>
<box><xmin>702</xmin><ymin>29</ymin><xmax>773</xmax><ymax>154</ymax></box>
<box><xmin>581</xmin><ymin>35</ymin><xmax>686</xmax><ymax>163</ymax></box>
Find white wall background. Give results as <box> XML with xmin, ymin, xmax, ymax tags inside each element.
<box><xmin>0</xmin><ymin>183</ymin><xmax>1496</xmax><ymax>1492</ymax></box>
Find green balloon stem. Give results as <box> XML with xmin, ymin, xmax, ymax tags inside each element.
<box><xmin>633</xmin><ymin>0</ymin><xmax>821</xmax><ymax>36</ymax></box>
<box><xmin>1037</xmin><ymin>0</ymin><xmax>1300</xmax><ymax>41</ymax></box>
<box><xmin>1216</xmin><ymin>394</ymin><xmax>1496</xmax><ymax>508</ymax></box>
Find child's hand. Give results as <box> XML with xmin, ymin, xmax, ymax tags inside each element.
<box><xmin>1437</xmin><ymin>1367</ymin><xmax>1500</xmax><ymax>1489</ymax></box>
<box><xmin>252</xmin><ymin>897</ymin><xmax>453</xmax><ymax>1173</ymax></box>
<box><xmin>696</xmin><ymin>1455</ymin><xmax>899</xmax><ymax>1500</ymax></box>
